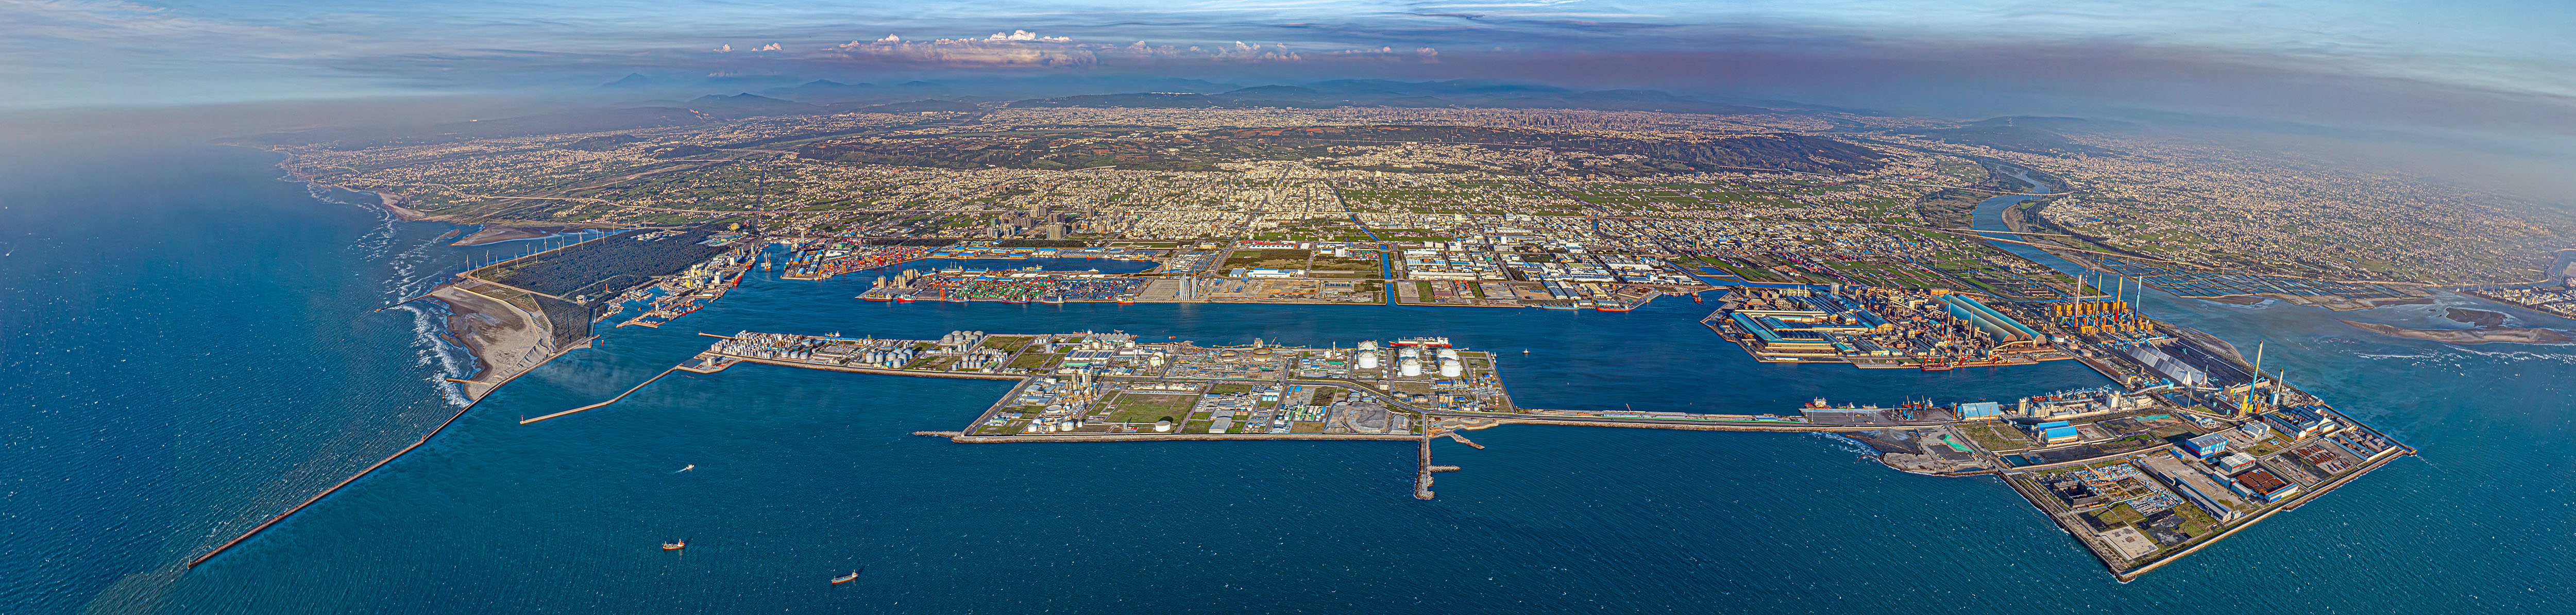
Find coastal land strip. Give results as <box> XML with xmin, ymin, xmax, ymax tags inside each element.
<box><xmin>2339</xmin><ymin>319</ymin><xmax>2574</xmax><ymax>344</ymax></box>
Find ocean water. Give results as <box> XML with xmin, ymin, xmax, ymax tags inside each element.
<box><xmin>3</xmin><ymin>144</ymin><xmax>2569</xmax><ymax>613</ymax></box>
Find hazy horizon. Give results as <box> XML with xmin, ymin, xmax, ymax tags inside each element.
<box><xmin>9</xmin><ymin>1</ymin><xmax>2573</xmax><ymax>199</ymax></box>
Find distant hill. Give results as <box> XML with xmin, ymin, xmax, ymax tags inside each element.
<box><xmin>757</xmin><ymin>79</ymin><xmax>888</xmax><ymax>104</ymax></box>
<box><xmin>848</xmin><ymin>98</ymin><xmax>987</xmax><ymax>113</ymax></box>
<box><xmin>1008</xmin><ymin>91</ymin><xmax>1337</xmax><ymax>109</ymax></box>
<box><xmin>239</xmin><ymin>106</ymin><xmax>718</xmax><ymax>148</ymax></box>
<box><xmin>1905</xmin><ymin>117</ymin><xmax>2116</xmax><ymax>156</ymax></box>
<box><xmin>684</xmin><ymin>93</ymin><xmax>820</xmax><ymax>118</ymax></box>
<box><xmin>1003</xmin><ymin>81</ymin><xmax>1772</xmax><ymax>114</ymax></box>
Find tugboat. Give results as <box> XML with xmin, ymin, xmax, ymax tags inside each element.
<box><xmin>831</xmin><ymin>569</ymin><xmax>861</xmax><ymax>584</ymax></box>
<box><xmin>662</xmin><ymin>539</ymin><xmax>687</xmax><ymax>551</ymax></box>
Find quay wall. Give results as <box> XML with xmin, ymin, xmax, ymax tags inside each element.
<box><xmin>1482</xmin><ymin>416</ymin><xmax>1882</xmax><ymax>433</ymax></box>
<box><xmin>952</xmin><ymin>433</ymin><xmax>1419</xmax><ymax>443</ymax></box>
<box><xmin>720</xmin><ymin>355</ymin><xmax>1030</xmax><ymax>380</ymax></box>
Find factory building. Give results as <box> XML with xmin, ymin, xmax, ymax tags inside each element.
<box><xmin>2122</xmin><ymin>341</ymin><xmax>2212</xmax><ymax>388</ymax></box>
<box><xmin>2261</xmin><ymin>406</ymin><xmax>2339</xmax><ymax>440</ymax></box>
<box><xmin>2029</xmin><ymin>420</ymin><xmax>2080</xmax><ymax>444</ymax></box>
<box><xmin>1934</xmin><ymin>294</ymin><xmax>2042</xmax><ymax>348</ymax></box>
<box><xmin>2228</xmin><ymin>467</ymin><xmax>2300</xmax><ymax>503</ymax></box>
<box><xmin>2181</xmin><ymin>433</ymin><xmax>2231</xmax><ymax>458</ymax></box>
<box><xmin>1957</xmin><ymin>401</ymin><xmax>2002</xmax><ymax>421</ymax></box>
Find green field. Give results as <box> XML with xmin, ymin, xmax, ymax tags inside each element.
<box><xmin>1103</xmin><ymin>392</ymin><xmax>1200</xmax><ymax>425</ymax></box>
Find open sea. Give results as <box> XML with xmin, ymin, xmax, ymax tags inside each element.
<box><xmin>2</xmin><ymin>143</ymin><xmax>2569</xmax><ymax>613</ymax></box>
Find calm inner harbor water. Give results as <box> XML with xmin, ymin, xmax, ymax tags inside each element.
<box><xmin>4</xmin><ymin>144</ymin><xmax>2571</xmax><ymax>613</ymax></box>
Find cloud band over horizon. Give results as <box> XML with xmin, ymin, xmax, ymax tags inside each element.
<box><xmin>4</xmin><ymin>0</ymin><xmax>2573</xmax><ymax>154</ymax></box>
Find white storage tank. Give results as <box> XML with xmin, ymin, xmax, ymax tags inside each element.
<box><xmin>1439</xmin><ymin>358</ymin><xmax>1462</xmax><ymax>377</ymax></box>
<box><xmin>1357</xmin><ymin>340</ymin><xmax>1378</xmax><ymax>351</ymax></box>
<box><xmin>1399</xmin><ymin>357</ymin><xmax>1423</xmax><ymax>376</ymax></box>
<box><xmin>1358</xmin><ymin>351</ymin><xmax>1380</xmax><ymax>369</ymax></box>
<box><xmin>1437</xmin><ymin>348</ymin><xmax>1460</xmax><ymax>361</ymax></box>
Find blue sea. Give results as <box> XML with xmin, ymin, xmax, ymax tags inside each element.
<box><xmin>3</xmin><ymin>144</ymin><xmax>2569</xmax><ymax>613</ymax></box>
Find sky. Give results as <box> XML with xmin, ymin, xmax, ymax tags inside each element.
<box><xmin>5</xmin><ymin>0</ymin><xmax>2575</xmax><ymax>147</ymax></box>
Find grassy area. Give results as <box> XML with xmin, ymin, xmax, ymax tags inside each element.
<box><xmin>980</xmin><ymin>335</ymin><xmax>1036</xmax><ymax>351</ymax></box>
<box><xmin>1103</xmin><ymin>392</ymin><xmax>1199</xmax><ymax>424</ymax></box>
<box><xmin>1206</xmin><ymin>383</ymin><xmax>1256</xmax><ymax>396</ymax></box>
<box><xmin>1008</xmin><ymin>352</ymin><xmax>1063</xmax><ymax>370</ymax></box>
<box><xmin>903</xmin><ymin>356</ymin><xmax>959</xmax><ymax>371</ymax></box>
<box><xmin>1963</xmin><ymin>423</ymin><xmax>2028</xmax><ymax>451</ymax></box>
<box><xmin>2172</xmin><ymin>502</ymin><xmax>2219</xmax><ymax>536</ymax></box>
<box><xmin>1223</xmin><ymin>249</ymin><xmax>1313</xmax><ymax>269</ymax></box>
<box><xmin>2093</xmin><ymin>503</ymin><xmax>2146</xmax><ymax>528</ymax></box>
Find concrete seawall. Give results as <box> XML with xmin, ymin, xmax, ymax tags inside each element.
<box><xmin>950</xmin><ymin>433</ymin><xmax>1419</xmax><ymax>443</ymax></box>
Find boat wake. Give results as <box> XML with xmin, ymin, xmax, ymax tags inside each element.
<box><xmin>317</xmin><ymin>184</ymin><xmax>482</xmax><ymax>407</ymax></box>
<box><xmin>388</xmin><ymin>303</ymin><xmax>473</xmax><ymax>406</ymax></box>
<box><xmin>1809</xmin><ymin>431</ymin><xmax>1875</xmax><ymax>456</ymax></box>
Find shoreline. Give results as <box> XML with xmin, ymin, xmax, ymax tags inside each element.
<box><xmin>2339</xmin><ymin>319</ymin><xmax>2575</xmax><ymax>345</ymax></box>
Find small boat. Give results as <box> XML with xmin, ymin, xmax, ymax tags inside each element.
<box><xmin>895</xmin><ymin>295</ymin><xmax>917</xmax><ymax>303</ymax></box>
<box><xmin>831</xmin><ymin>570</ymin><xmax>860</xmax><ymax>584</ymax></box>
<box><xmin>663</xmin><ymin>540</ymin><xmax>687</xmax><ymax>551</ymax></box>
<box><xmin>1521</xmin><ymin>349</ymin><xmax>1530</xmax><ymax>354</ymax></box>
